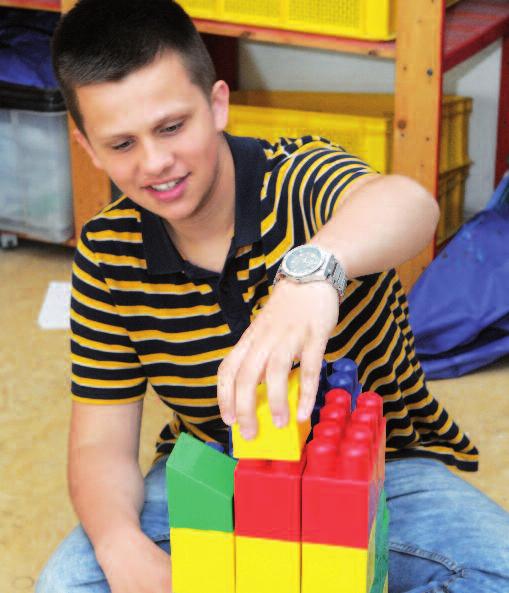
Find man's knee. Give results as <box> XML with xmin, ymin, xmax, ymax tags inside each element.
<box><xmin>35</xmin><ymin>526</ymin><xmax>108</xmax><ymax>593</ymax></box>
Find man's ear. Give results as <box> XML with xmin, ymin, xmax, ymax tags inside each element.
<box><xmin>210</xmin><ymin>80</ymin><xmax>230</xmax><ymax>133</ymax></box>
<box><xmin>73</xmin><ymin>127</ymin><xmax>104</xmax><ymax>170</ymax></box>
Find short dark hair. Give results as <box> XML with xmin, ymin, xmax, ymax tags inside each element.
<box><xmin>52</xmin><ymin>0</ymin><xmax>216</xmax><ymax>134</ymax></box>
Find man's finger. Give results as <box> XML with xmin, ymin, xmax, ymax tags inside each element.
<box><xmin>297</xmin><ymin>336</ymin><xmax>328</xmax><ymax>421</ymax></box>
<box><xmin>217</xmin><ymin>328</ymin><xmax>255</xmax><ymax>425</ymax></box>
<box><xmin>265</xmin><ymin>344</ymin><xmax>297</xmax><ymax>428</ymax></box>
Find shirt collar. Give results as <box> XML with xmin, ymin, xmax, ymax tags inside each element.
<box><xmin>141</xmin><ymin>133</ymin><xmax>266</xmax><ymax>275</ymax></box>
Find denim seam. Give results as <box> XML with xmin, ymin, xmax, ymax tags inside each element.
<box><xmin>390</xmin><ymin>541</ymin><xmax>466</xmax><ymax>592</ymax></box>
<box><xmin>389</xmin><ymin>541</ymin><xmax>463</xmax><ymax>574</ymax></box>
<box><xmin>152</xmin><ymin>532</ymin><xmax>170</xmax><ymax>543</ymax></box>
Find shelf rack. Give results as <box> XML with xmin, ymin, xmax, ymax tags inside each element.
<box><xmin>0</xmin><ymin>0</ymin><xmax>508</xmax><ymax>288</ymax></box>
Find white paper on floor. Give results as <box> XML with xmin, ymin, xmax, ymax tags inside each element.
<box><xmin>38</xmin><ymin>281</ymin><xmax>72</xmax><ymax>329</ymax></box>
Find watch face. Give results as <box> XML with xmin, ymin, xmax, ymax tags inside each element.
<box><xmin>284</xmin><ymin>246</ymin><xmax>323</xmax><ymax>277</ymax></box>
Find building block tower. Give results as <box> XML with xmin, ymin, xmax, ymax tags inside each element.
<box><xmin>165</xmin><ymin>432</ymin><xmax>238</xmax><ymax>593</ymax></box>
<box><xmin>166</xmin><ymin>359</ymin><xmax>389</xmax><ymax>593</ymax></box>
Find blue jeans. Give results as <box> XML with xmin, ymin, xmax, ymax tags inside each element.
<box><xmin>36</xmin><ymin>457</ymin><xmax>509</xmax><ymax>593</ymax></box>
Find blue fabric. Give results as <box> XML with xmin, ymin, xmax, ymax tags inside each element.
<box><xmin>35</xmin><ymin>457</ymin><xmax>509</xmax><ymax>593</ymax></box>
<box><xmin>0</xmin><ymin>9</ymin><xmax>60</xmax><ymax>89</ymax></box>
<box><xmin>408</xmin><ymin>173</ymin><xmax>509</xmax><ymax>379</ymax></box>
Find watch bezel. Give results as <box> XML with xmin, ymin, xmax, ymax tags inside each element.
<box><xmin>282</xmin><ymin>245</ymin><xmax>325</xmax><ymax>278</ymax></box>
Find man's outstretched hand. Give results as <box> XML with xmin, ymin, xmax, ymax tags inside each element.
<box><xmin>217</xmin><ymin>278</ymin><xmax>339</xmax><ymax>439</ymax></box>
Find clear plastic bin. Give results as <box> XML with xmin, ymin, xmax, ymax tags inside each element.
<box><xmin>0</xmin><ymin>108</ymin><xmax>73</xmax><ymax>243</ymax></box>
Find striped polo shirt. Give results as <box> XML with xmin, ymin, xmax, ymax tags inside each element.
<box><xmin>71</xmin><ymin>133</ymin><xmax>478</xmax><ymax>472</ymax></box>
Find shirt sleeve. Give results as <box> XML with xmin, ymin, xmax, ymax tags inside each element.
<box><xmin>289</xmin><ymin>137</ymin><xmax>379</xmax><ymax>239</ymax></box>
<box><xmin>70</xmin><ymin>229</ymin><xmax>147</xmax><ymax>404</ymax></box>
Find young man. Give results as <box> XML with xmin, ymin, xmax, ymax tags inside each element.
<box><xmin>37</xmin><ymin>1</ymin><xmax>509</xmax><ymax>592</ymax></box>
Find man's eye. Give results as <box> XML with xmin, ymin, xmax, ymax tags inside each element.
<box><xmin>112</xmin><ymin>139</ymin><xmax>133</xmax><ymax>151</ymax></box>
<box><xmin>162</xmin><ymin>122</ymin><xmax>183</xmax><ymax>134</ymax></box>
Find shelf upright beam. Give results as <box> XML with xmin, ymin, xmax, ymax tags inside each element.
<box><xmin>61</xmin><ymin>0</ymin><xmax>112</xmax><ymax>245</ymax></box>
<box><xmin>393</xmin><ymin>0</ymin><xmax>445</xmax><ymax>291</ymax></box>
<box><xmin>495</xmin><ymin>34</ymin><xmax>509</xmax><ymax>184</ymax></box>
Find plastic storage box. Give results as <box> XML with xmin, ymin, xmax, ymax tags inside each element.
<box><xmin>227</xmin><ymin>91</ymin><xmax>472</xmax><ymax>243</ymax></box>
<box><xmin>436</xmin><ymin>163</ymin><xmax>471</xmax><ymax>244</ymax></box>
<box><xmin>179</xmin><ymin>0</ymin><xmax>462</xmax><ymax>41</ymax></box>
<box><xmin>0</xmin><ymin>107</ymin><xmax>73</xmax><ymax>243</ymax></box>
<box><xmin>0</xmin><ymin>8</ymin><xmax>73</xmax><ymax>243</ymax></box>
<box><xmin>228</xmin><ymin>91</ymin><xmax>472</xmax><ymax>175</ymax></box>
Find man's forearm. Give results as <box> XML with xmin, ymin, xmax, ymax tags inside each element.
<box><xmin>68</xmin><ymin>444</ymin><xmax>145</xmax><ymax>563</ymax></box>
<box><xmin>310</xmin><ymin>174</ymin><xmax>440</xmax><ymax>279</ymax></box>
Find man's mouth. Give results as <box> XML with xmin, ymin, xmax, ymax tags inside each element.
<box><xmin>147</xmin><ymin>174</ymin><xmax>189</xmax><ymax>191</ymax></box>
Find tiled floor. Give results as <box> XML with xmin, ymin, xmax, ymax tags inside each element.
<box><xmin>1</xmin><ymin>240</ymin><xmax>508</xmax><ymax>592</ymax></box>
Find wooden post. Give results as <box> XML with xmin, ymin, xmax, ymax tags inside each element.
<box><xmin>495</xmin><ymin>34</ymin><xmax>509</xmax><ymax>185</ymax></box>
<box><xmin>393</xmin><ymin>0</ymin><xmax>445</xmax><ymax>291</ymax></box>
<box><xmin>61</xmin><ymin>0</ymin><xmax>112</xmax><ymax>244</ymax></box>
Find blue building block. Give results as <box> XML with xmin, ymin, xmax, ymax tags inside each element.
<box><xmin>206</xmin><ymin>441</ymin><xmax>225</xmax><ymax>454</ymax></box>
<box><xmin>227</xmin><ymin>427</ymin><xmax>237</xmax><ymax>460</ymax></box>
<box><xmin>310</xmin><ymin>360</ymin><xmax>329</xmax><ymax>430</ymax></box>
<box><xmin>327</xmin><ymin>358</ymin><xmax>362</xmax><ymax>409</ymax></box>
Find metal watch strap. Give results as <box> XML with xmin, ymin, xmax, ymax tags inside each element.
<box><xmin>326</xmin><ymin>257</ymin><xmax>347</xmax><ymax>296</ymax></box>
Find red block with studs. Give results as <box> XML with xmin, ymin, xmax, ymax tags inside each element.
<box><xmin>302</xmin><ymin>391</ymin><xmax>385</xmax><ymax>549</ymax></box>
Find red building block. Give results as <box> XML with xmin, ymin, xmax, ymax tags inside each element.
<box><xmin>302</xmin><ymin>392</ymin><xmax>385</xmax><ymax>549</ymax></box>
<box><xmin>234</xmin><ymin>454</ymin><xmax>306</xmax><ymax>542</ymax></box>
<box><xmin>356</xmin><ymin>391</ymin><xmax>387</xmax><ymax>483</ymax></box>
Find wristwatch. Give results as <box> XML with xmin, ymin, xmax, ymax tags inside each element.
<box><xmin>273</xmin><ymin>244</ymin><xmax>347</xmax><ymax>298</ymax></box>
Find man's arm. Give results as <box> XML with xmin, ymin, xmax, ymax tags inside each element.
<box><xmin>217</xmin><ymin>173</ymin><xmax>439</xmax><ymax>438</ymax></box>
<box><xmin>68</xmin><ymin>400</ymin><xmax>172</xmax><ymax>593</ymax></box>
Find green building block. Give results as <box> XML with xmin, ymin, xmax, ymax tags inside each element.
<box><xmin>166</xmin><ymin>433</ymin><xmax>238</xmax><ymax>533</ymax></box>
<box><xmin>370</xmin><ymin>490</ymin><xmax>390</xmax><ymax>593</ymax></box>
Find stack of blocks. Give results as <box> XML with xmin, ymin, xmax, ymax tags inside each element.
<box><xmin>166</xmin><ymin>360</ymin><xmax>389</xmax><ymax>593</ymax></box>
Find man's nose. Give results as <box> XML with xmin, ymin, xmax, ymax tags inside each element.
<box><xmin>141</xmin><ymin>140</ymin><xmax>175</xmax><ymax>178</ymax></box>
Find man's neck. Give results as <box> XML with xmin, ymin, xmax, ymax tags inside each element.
<box><xmin>166</xmin><ymin>136</ymin><xmax>235</xmax><ymax>273</ymax></box>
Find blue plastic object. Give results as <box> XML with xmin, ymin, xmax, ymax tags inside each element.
<box><xmin>408</xmin><ymin>172</ymin><xmax>509</xmax><ymax>379</ymax></box>
<box><xmin>205</xmin><ymin>441</ymin><xmax>225</xmax><ymax>454</ymax></box>
<box><xmin>310</xmin><ymin>358</ymin><xmax>362</xmax><ymax>433</ymax></box>
<box><xmin>0</xmin><ymin>9</ymin><xmax>60</xmax><ymax>89</ymax></box>
<box><xmin>327</xmin><ymin>358</ymin><xmax>361</xmax><ymax>409</ymax></box>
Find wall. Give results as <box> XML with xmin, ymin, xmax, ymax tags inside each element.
<box><xmin>238</xmin><ymin>39</ymin><xmax>502</xmax><ymax>215</ymax></box>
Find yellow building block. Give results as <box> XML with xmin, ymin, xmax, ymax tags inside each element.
<box><xmin>236</xmin><ymin>535</ymin><xmax>300</xmax><ymax>593</ymax></box>
<box><xmin>171</xmin><ymin>527</ymin><xmax>235</xmax><ymax>593</ymax></box>
<box><xmin>232</xmin><ymin>367</ymin><xmax>311</xmax><ymax>461</ymax></box>
<box><xmin>302</xmin><ymin>519</ymin><xmax>376</xmax><ymax>593</ymax></box>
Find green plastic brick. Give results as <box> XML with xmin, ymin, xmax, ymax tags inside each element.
<box><xmin>166</xmin><ymin>433</ymin><xmax>238</xmax><ymax>532</ymax></box>
<box><xmin>370</xmin><ymin>489</ymin><xmax>390</xmax><ymax>593</ymax></box>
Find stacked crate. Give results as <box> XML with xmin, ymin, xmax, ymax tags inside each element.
<box><xmin>179</xmin><ymin>0</ymin><xmax>462</xmax><ymax>41</ymax></box>
<box><xmin>227</xmin><ymin>91</ymin><xmax>472</xmax><ymax>243</ymax></box>
<box><xmin>0</xmin><ymin>8</ymin><xmax>74</xmax><ymax>243</ymax></box>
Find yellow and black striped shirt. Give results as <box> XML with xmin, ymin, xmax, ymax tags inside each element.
<box><xmin>71</xmin><ymin>134</ymin><xmax>478</xmax><ymax>471</ymax></box>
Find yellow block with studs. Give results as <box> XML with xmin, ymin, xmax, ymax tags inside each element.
<box><xmin>232</xmin><ymin>367</ymin><xmax>310</xmax><ymax>461</ymax></box>
<box><xmin>171</xmin><ymin>527</ymin><xmax>235</xmax><ymax>593</ymax></box>
<box><xmin>236</xmin><ymin>535</ymin><xmax>300</xmax><ymax>593</ymax></box>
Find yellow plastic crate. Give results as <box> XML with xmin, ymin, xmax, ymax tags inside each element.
<box><xmin>228</xmin><ymin>91</ymin><xmax>472</xmax><ymax>175</ymax></box>
<box><xmin>436</xmin><ymin>163</ymin><xmax>470</xmax><ymax>244</ymax></box>
<box><xmin>181</xmin><ymin>0</ymin><xmax>462</xmax><ymax>41</ymax></box>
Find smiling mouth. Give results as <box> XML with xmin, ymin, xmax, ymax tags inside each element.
<box><xmin>147</xmin><ymin>174</ymin><xmax>189</xmax><ymax>191</ymax></box>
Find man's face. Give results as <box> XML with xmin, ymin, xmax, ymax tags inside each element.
<box><xmin>74</xmin><ymin>51</ymin><xmax>230</xmax><ymax>224</ymax></box>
